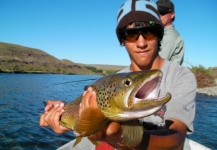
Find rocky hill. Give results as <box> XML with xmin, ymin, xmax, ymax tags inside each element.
<box><xmin>0</xmin><ymin>42</ymin><xmax>124</xmax><ymax>75</ymax></box>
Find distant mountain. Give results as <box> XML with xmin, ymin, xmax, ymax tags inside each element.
<box><xmin>0</xmin><ymin>42</ymin><xmax>125</xmax><ymax>75</ymax></box>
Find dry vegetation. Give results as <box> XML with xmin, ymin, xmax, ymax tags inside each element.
<box><xmin>190</xmin><ymin>65</ymin><xmax>217</xmax><ymax>88</ymax></box>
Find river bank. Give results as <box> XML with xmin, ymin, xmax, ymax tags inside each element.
<box><xmin>197</xmin><ymin>78</ymin><xmax>217</xmax><ymax>96</ymax></box>
<box><xmin>197</xmin><ymin>86</ymin><xmax>217</xmax><ymax>96</ymax></box>
<box><xmin>197</xmin><ymin>79</ymin><xmax>217</xmax><ymax>96</ymax></box>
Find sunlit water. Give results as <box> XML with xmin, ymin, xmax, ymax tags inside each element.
<box><xmin>0</xmin><ymin>73</ymin><xmax>216</xmax><ymax>150</ymax></box>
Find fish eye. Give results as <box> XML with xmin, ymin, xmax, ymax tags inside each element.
<box><xmin>123</xmin><ymin>78</ymin><xmax>132</xmax><ymax>87</ymax></box>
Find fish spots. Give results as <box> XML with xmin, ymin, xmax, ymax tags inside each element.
<box><xmin>98</xmin><ymin>90</ymin><xmax>111</xmax><ymax>110</ymax></box>
<box><xmin>97</xmin><ymin>83</ymin><xmax>120</xmax><ymax>110</ymax></box>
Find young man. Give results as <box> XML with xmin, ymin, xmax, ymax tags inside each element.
<box><xmin>156</xmin><ymin>0</ymin><xmax>185</xmax><ymax>65</ymax></box>
<box><xmin>39</xmin><ymin>0</ymin><xmax>196</xmax><ymax>149</ymax></box>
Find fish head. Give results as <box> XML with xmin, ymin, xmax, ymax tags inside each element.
<box><xmin>93</xmin><ymin>69</ymin><xmax>171</xmax><ymax>121</ymax></box>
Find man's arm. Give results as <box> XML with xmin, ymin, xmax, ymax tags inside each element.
<box><xmin>138</xmin><ymin>119</ymin><xmax>187</xmax><ymax>150</ymax></box>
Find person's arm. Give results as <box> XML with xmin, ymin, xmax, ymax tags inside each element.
<box><xmin>136</xmin><ymin>119</ymin><xmax>187</xmax><ymax>150</ymax></box>
<box><xmin>88</xmin><ymin>119</ymin><xmax>187</xmax><ymax>150</ymax></box>
<box><xmin>170</xmin><ymin>37</ymin><xmax>184</xmax><ymax>65</ymax></box>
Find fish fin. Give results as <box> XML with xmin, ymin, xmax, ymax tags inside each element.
<box><xmin>73</xmin><ymin>137</ymin><xmax>82</xmax><ymax>147</ymax></box>
<box><xmin>73</xmin><ymin>137</ymin><xmax>100</xmax><ymax>148</ymax></box>
<box><xmin>90</xmin><ymin>140</ymin><xmax>100</xmax><ymax>146</ymax></box>
<box><xmin>43</xmin><ymin>101</ymin><xmax>47</xmax><ymax>106</ymax></box>
<box><xmin>84</xmin><ymin>85</ymin><xmax>90</xmax><ymax>91</ymax></box>
<box><xmin>121</xmin><ymin>120</ymin><xmax>144</xmax><ymax>147</ymax></box>
<box><xmin>74</xmin><ymin>107</ymin><xmax>108</xmax><ymax>136</ymax></box>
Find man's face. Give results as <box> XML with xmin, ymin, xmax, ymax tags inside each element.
<box><xmin>160</xmin><ymin>12</ymin><xmax>174</xmax><ymax>27</ymax></box>
<box><xmin>121</xmin><ymin>25</ymin><xmax>159</xmax><ymax>68</ymax></box>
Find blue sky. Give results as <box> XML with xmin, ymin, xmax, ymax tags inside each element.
<box><xmin>0</xmin><ymin>1</ymin><xmax>216</xmax><ymax>68</ymax></box>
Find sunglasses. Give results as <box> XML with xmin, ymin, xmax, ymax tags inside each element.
<box><xmin>160</xmin><ymin>12</ymin><xmax>169</xmax><ymax>16</ymax></box>
<box><xmin>118</xmin><ymin>26</ymin><xmax>158</xmax><ymax>42</ymax></box>
<box><xmin>159</xmin><ymin>10</ymin><xmax>172</xmax><ymax>16</ymax></box>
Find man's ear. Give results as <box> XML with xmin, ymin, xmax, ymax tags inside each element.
<box><xmin>121</xmin><ymin>41</ymin><xmax>125</xmax><ymax>46</ymax></box>
<box><xmin>171</xmin><ymin>12</ymin><xmax>175</xmax><ymax>20</ymax></box>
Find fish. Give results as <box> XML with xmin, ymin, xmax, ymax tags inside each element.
<box><xmin>59</xmin><ymin>69</ymin><xmax>172</xmax><ymax>147</ymax></box>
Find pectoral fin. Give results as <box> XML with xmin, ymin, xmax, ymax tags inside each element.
<box><xmin>90</xmin><ymin>140</ymin><xmax>100</xmax><ymax>146</ymax></box>
<box><xmin>73</xmin><ymin>137</ymin><xmax>82</xmax><ymax>147</ymax></box>
<box><xmin>72</xmin><ymin>137</ymin><xmax>100</xmax><ymax>147</ymax></box>
<box><xmin>74</xmin><ymin>107</ymin><xmax>108</xmax><ymax>136</ymax></box>
<box><xmin>121</xmin><ymin>120</ymin><xmax>144</xmax><ymax>147</ymax></box>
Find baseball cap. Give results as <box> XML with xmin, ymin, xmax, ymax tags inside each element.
<box><xmin>156</xmin><ymin>0</ymin><xmax>174</xmax><ymax>15</ymax></box>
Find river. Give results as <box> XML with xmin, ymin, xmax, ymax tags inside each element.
<box><xmin>0</xmin><ymin>73</ymin><xmax>216</xmax><ymax>150</ymax></box>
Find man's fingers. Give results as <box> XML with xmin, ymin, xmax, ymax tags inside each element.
<box><xmin>106</xmin><ymin>122</ymin><xmax>121</xmax><ymax>136</ymax></box>
<box><xmin>40</xmin><ymin>103</ymin><xmax>64</xmax><ymax>126</ymax></box>
<box><xmin>79</xmin><ymin>87</ymin><xmax>94</xmax><ymax>115</ymax></box>
<box><xmin>44</xmin><ymin>100</ymin><xmax>62</xmax><ymax>112</ymax></box>
<box><xmin>51</xmin><ymin>103</ymin><xmax>65</xmax><ymax>123</ymax></box>
<box><xmin>50</xmin><ymin>105</ymin><xmax>65</xmax><ymax>134</ymax></box>
<box><xmin>82</xmin><ymin>87</ymin><xmax>93</xmax><ymax>108</ymax></box>
<box><xmin>39</xmin><ymin>113</ymin><xmax>48</xmax><ymax>126</ymax></box>
<box><xmin>89</xmin><ymin>91</ymin><xmax>97</xmax><ymax>107</ymax></box>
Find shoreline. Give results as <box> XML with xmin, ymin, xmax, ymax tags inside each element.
<box><xmin>197</xmin><ymin>86</ymin><xmax>217</xmax><ymax>96</ymax></box>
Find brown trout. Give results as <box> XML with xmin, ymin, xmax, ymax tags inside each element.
<box><xmin>59</xmin><ymin>70</ymin><xmax>171</xmax><ymax>147</ymax></box>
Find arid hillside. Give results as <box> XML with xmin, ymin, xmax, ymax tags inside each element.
<box><xmin>0</xmin><ymin>42</ymin><xmax>124</xmax><ymax>75</ymax></box>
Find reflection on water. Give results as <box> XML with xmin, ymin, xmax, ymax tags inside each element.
<box><xmin>0</xmin><ymin>73</ymin><xmax>216</xmax><ymax>149</ymax></box>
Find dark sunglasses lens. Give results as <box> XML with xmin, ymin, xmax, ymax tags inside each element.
<box><xmin>160</xmin><ymin>12</ymin><xmax>167</xmax><ymax>15</ymax></box>
<box><xmin>159</xmin><ymin>10</ymin><xmax>171</xmax><ymax>15</ymax></box>
<box><xmin>141</xmin><ymin>28</ymin><xmax>157</xmax><ymax>40</ymax></box>
<box><xmin>124</xmin><ymin>29</ymin><xmax>139</xmax><ymax>42</ymax></box>
<box><xmin>143</xmin><ymin>32</ymin><xmax>156</xmax><ymax>40</ymax></box>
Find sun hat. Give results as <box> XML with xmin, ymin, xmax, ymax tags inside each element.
<box><xmin>116</xmin><ymin>0</ymin><xmax>164</xmax><ymax>44</ymax></box>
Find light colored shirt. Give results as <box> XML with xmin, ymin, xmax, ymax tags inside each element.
<box><xmin>119</xmin><ymin>60</ymin><xmax>197</xmax><ymax>150</ymax></box>
<box><xmin>159</xmin><ymin>25</ymin><xmax>185</xmax><ymax>65</ymax></box>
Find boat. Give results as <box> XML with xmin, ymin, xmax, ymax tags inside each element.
<box><xmin>57</xmin><ymin>137</ymin><xmax>211</xmax><ymax>150</ymax></box>
<box><xmin>188</xmin><ymin>139</ymin><xmax>211</xmax><ymax>150</ymax></box>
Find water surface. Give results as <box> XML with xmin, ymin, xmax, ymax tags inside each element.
<box><xmin>0</xmin><ymin>73</ymin><xmax>216</xmax><ymax>149</ymax></box>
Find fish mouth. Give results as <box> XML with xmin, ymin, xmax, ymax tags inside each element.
<box><xmin>116</xmin><ymin>72</ymin><xmax>172</xmax><ymax>121</ymax></box>
<box><xmin>134</xmin><ymin>75</ymin><xmax>162</xmax><ymax>103</ymax></box>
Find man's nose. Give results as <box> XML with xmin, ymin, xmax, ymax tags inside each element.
<box><xmin>136</xmin><ymin>35</ymin><xmax>148</xmax><ymax>47</ymax></box>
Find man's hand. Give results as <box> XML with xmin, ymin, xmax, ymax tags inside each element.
<box><xmin>39</xmin><ymin>100</ymin><xmax>70</xmax><ymax>134</ymax></box>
